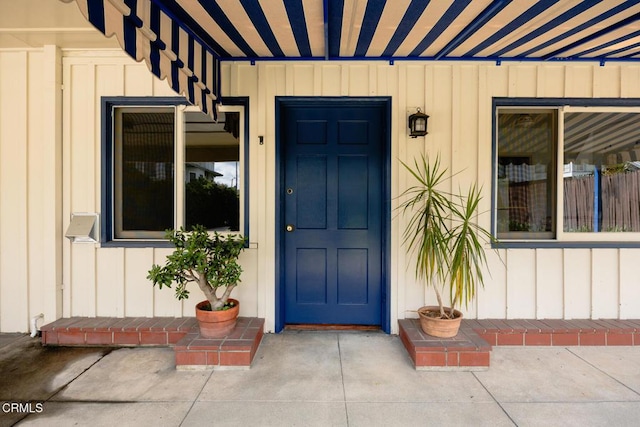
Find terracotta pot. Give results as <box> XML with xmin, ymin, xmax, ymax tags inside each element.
<box><xmin>195</xmin><ymin>299</ymin><xmax>239</xmax><ymax>338</ymax></box>
<box><xmin>417</xmin><ymin>305</ymin><xmax>463</xmax><ymax>338</ymax></box>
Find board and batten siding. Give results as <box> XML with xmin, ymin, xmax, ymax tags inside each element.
<box><xmin>2</xmin><ymin>47</ymin><xmax>640</xmax><ymax>332</ymax></box>
<box><xmin>220</xmin><ymin>60</ymin><xmax>640</xmax><ymax>329</ymax></box>
<box><xmin>0</xmin><ymin>47</ymin><xmax>63</xmax><ymax>332</ymax></box>
<box><xmin>59</xmin><ymin>52</ymin><xmax>262</xmax><ymax>323</ymax></box>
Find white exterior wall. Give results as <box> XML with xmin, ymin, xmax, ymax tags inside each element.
<box><xmin>223</xmin><ymin>60</ymin><xmax>640</xmax><ymax>328</ymax></box>
<box><xmin>0</xmin><ymin>47</ymin><xmax>63</xmax><ymax>332</ymax></box>
<box><xmin>59</xmin><ymin>51</ymin><xmax>260</xmax><ymax>325</ymax></box>
<box><xmin>2</xmin><ymin>47</ymin><xmax>640</xmax><ymax>332</ymax></box>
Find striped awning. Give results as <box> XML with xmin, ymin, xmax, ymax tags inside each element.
<box><xmin>62</xmin><ymin>0</ymin><xmax>221</xmax><ymax>118</ymax></box>
<box><xmin>64</xmin><ymin>0</ymin><xmax>640</xmax><ymax>116</ymax></box>
<box><xmin>146</xmin><ymin>0</ymin><xmax>640</xmax><ymax>62</ymax></box>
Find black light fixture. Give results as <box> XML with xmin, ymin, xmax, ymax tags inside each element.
<box><xmin>408</xmin><ymin>108</ymin><xmax>429</xmax><ymax>138</ymax></box>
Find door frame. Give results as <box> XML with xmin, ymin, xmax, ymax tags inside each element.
<box><xmin>274</xmin><ymin>97</ymin><xmax>392</xmax><ymax>333</ymax></box>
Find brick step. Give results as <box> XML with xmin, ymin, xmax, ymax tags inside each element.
<box><xmin>399</xmin><ymin>318</ymin><xmax>640</xmax><ymax>370</ymax></box>
<box><xmin>399</xmin><ymin>319</ymin><xmax>491</xmax><ymax>370</ymax></box>
<box><xmin>40</xmin><ymin>316</ymin><xmax>264</xmax><ymax>369</ymax></box>
<box><xmin>469</xmin><ymin>319</ymin><xmax>640</xmax><ymax>346</ymax></box>
<box><xmin>175</xmin><ymin>318</ymin><xmax>264</xmax><ymax>369</ymax></box>
<box><xmin>41</xmin><ymin>317</ymin><xmax>198</xmax><ymax>347</ymax></box>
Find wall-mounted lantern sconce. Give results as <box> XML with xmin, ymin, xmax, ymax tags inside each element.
<box><xmin>408</xmin><ymin>108</ymin><xmax>429</xmax><ymax>138</ymax></box>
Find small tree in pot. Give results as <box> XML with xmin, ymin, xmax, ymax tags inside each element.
<box><xmin>147</xmin><ymin>225</ymin><xmax>247</xmax><ymax>338</ymax></box>
<box><xmin>399</xmin><ymin>154</ymin><xmax>496</xmax><ymax>338</ymax></box>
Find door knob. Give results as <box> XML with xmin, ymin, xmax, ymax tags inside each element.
<box><xmin>286</xmin><ymin>224</ymin><xmax>295</xmax><ymax>232</ymax></box>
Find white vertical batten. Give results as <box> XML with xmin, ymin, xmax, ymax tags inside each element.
<box><xmin>39</xmin><ymin>45</ymin><xmax>64</xmax><ymax>325</ymax></box>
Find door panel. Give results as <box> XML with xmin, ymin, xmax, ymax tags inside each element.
<box><xmin>338</xmin><ymin>156</ymin><xmax>368</xmax><ymax>229</ymax></box>
<box><xmin>282</xmin><ymin>102</ymin><xmax>384</xmax><ymax>325</ymax></box>
<box><xmin>296</xmin><ymin>156</ymin><xmax>327</xmax><ymax>229</ymax></box>
<box><xmin>337</xmin><ymin>248</ymin><xmax>368</xmax><ymax>304</ymax></box>
<box><xmin>296</xmin><ymin>248</ymin><xmax>327</xmax><ymax>304</ymax></box>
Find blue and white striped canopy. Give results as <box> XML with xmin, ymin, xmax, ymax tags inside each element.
<box><xmin>63</xmin><ymin>0</ymin><xmax>640</xmax><ymax>116</ymax></box>
<box><xmin>63</xmin><ymin>0</ymin><xmax>222</xmax><ymax>117</ymax></box>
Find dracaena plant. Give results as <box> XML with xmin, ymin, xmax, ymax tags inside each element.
<box><xmin>147</xmin><ymin>225</ymin><xmax>247</xmax><ymax>311</ymax></box>
<box><xmin>399</xmin><ymin>154</ymin><xmax>495</xmax><ymax>319</ymax></box>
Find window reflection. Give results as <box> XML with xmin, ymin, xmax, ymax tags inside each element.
<box><xmin>564</xmin><ymin>112</ymin><xmax>640</xmax><ymax>232</ymax></box>
<box><xmin>496</xmin><ymin>110</ymin><xmax>556</xmax><ymax>238</ymax></box>
<box><xmin>185</xmin><ymin>111</ymin><xmax>240</xmax><ymax>231</ymax></box>
<box><xmin>116</xmin><ymin>108</ymin><xmax>175</xmax><ymax>237</ymax></box>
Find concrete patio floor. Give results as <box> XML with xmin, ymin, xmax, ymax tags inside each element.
<box><xmin>1</xmin><ymin>331</ymin><xmax>640</xmax><ymax>426</ymax></box>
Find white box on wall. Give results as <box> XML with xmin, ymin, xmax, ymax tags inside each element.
<box><xmin>65</xmin><ymin>213</ymin><xmax>99</xmax><ymax>243</ymax></box>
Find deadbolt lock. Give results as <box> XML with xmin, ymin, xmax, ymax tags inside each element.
<box><xmin>286</xmin><ymin>224</ymin><xmax>295</xmax><ymax>232</ymax></box>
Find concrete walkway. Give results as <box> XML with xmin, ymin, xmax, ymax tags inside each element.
<box><xmin>2</xmin><ymin>331</ymin><xmax>640</xmax><ymax>426</ymax></box>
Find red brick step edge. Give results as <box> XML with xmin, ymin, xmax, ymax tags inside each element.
<box><xmin>40</xmin><ymin>316</ymin><xmax>264</xmax><ymax>369</ymax></box>
<box><xmin>399</xmin><ymin>318</ymin><xmax>640</xmax><ymax>369</ymax></box>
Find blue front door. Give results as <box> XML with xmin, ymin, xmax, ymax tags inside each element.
<box><xmin>279</xmin><ymin>99</ymin><xmax>387</xmax><ymax>326</ymax></box>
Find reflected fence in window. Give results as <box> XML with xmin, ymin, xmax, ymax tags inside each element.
<box><xmin>495</xmin><ymin>105</ymin><xmax>640</xmax><ymax>241</ymax></box>
<box><xmin>564</xmin><ymin>167</ymin><xmax>640</xmax><ymax>232</ymax></box>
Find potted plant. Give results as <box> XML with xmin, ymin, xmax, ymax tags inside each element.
<box><xmin>147</xmin><ymin>225</ymin><xmax>247</xmax><ymax>338</ymax></box>
<box><xmin>399</xmin><ymin>154</ymin><xmax>495</xmax><ymax>338</ymax></box>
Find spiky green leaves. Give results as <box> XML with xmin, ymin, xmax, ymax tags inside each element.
<box><xmin>399</xmin><ymin>154</ymin><xmax>496</xmax><ymax>313</ymax></box>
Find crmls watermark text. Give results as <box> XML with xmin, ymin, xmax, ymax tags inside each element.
<box><xmin>1</xmin><ymin>402</ymin><xmax>44</xmax><ymax>414</ymax></box>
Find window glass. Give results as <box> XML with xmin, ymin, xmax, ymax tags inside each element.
<box><xmin>184</xmin><ymin>111</ymin><xmax>240</xmax><ymax>231</ymax></box>
<box><xmin>564</xmin><ymin>112</ymin><xmax>640</xmax><ymax>233</ymax></box>
<box><xmin>110</xmin><ymin>104</ymin><xmax>244</xmax><ymax>241</ymax></box>
<box><xmin>115</xmin><ymin>108</ymin><xmax>175</xmax><ymax>239</ymax></box>
<box><xmin>496</xmin><ymin>110</ymin><xmax>557</xmax><ymax>239</ymax></box>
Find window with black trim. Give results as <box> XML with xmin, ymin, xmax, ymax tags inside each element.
<box><xmin>495</xmin><ymin>101</ymin><xmax>640</xmax><ymax>243</ymax></box>
<box><xmin>104</xmin><ymin>99</ymin><xmax>245</xmax><ymax>242</ymax></box>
